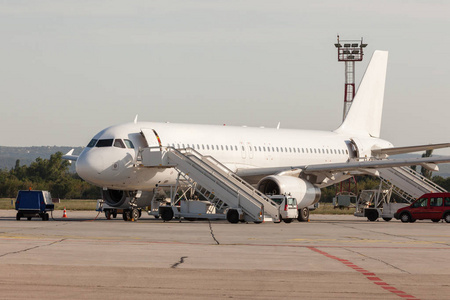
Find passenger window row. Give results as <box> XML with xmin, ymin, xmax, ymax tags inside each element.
<box><xmin>169</xmin><ymin>143</ymin><xmax>348</xmax><ymax>155</ymax></box>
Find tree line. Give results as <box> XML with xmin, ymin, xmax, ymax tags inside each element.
<box><xmin>0</xmin><ymin>152</ymin><xmax>100</xmax><ymax>199</ymax></box>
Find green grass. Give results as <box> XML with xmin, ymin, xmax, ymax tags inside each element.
<box><xmin>0</xmin><ymin>198</ymin><xmax>98</xmax><ymax>211</ymax></box>
<box><xmin>311</xmin><ymin>202</ymin><xmax>355</xmax><ymax>215</ymax></box>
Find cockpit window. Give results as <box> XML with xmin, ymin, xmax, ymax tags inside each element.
<box><xmin>114</xmin><ymin>139</ymin><xmax>126</xmax><ymax>148</ymax></box>
<box><xmin>87</xmin><ymin>139</ymin><xmax>98</xmax><ymax>148</ymax></box>
<box><xmin>96</xmin><ymin>139</ymin><xmax>114</xmax><ymax>147</ymax></box>
<box><xmin>124</xmin><ymin>139</ymin><xmax>135</xmax><ymax>149</ymax></box>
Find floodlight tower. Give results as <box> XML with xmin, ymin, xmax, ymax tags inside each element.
<box><xmin>334</xmin><ymin>35</ymin><xmax>368</xmax><ymax>120</ymax></box>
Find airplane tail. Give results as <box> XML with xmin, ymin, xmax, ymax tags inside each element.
<box><xmin>335</xmin><ymin>50</ymin><xmax>388</xmax><ymax>138</ymax></box>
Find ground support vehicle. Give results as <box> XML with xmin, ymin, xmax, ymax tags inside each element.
<box><xmin>394</xmin><ymin>193</ymin><xmax>450</xmax><ymax>223</ymax></box>
<box><xmin>15</xmin><ymin>190</ymin><xmax>54</xmax><ymax>221</ymax></box>
<box><xmin>268</xmin><ymin>195</ymin><xmax>298</xmax><ymax>223</ymax></box>
<box><xmin>96</xmin><ymin>199</ymin><xmax>142</xmax><ymax>221</ymax></box>
<box><xmin>148</xmin><ymin>184</ymin><xmax>226</xmax><ymax>221</ymax></box>
<box><xmin>354</xmin><ymin>189</ymin><xmax>408</xmax><ymax>221</ymax></box>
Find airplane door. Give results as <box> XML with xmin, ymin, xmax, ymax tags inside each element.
<box><xmin>247</xmin><ymin>142</ymin><xmax>254</xmax><ymax>159</ymax></box>
<box><xmin>240</xmin><ymin>141</ymin><xmax>246</xmax><ymax>159</ymax></box>
<box><xmin>141</xmin><ymin>128</ymin><xmax>162</xmax><ymax>148</ymax></box>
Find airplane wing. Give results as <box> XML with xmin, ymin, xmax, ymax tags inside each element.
<box><xmin>372</xmin><ymin>143</ymin><xmax>450</xmax><ymax>156</ymax></box>
<box><xmin>236</xmin><ymin>155</ymin><xmax>450</xmax><ymax>178</ymax></box>
<box><xmin>62</xmin><ymin>149</ymin><xmax>79</xmax><ymax>161</ymax></box>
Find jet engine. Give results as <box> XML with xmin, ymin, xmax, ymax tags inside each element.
<box><xmin>102</xmin><ymin>189</ymin><xmax>151</xmax><ymax>208</ymax></box>
<box><xmin>257</xmin><ymin>175</ymin><xmax>321</xmax><ymax>208</ymax></box>
<box><xmin>102</xmin><ymin>189</ymin><xmax>130</xmax><ymax>207</ymax></box>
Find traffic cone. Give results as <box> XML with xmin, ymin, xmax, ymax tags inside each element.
<box><xmin>63</xmin><ymin>207</ymin><xmax>68</xmax><ymax>218</ymax></box>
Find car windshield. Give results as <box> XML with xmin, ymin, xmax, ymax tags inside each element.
<box><xmin>412</xmin><ymin>198</ymin><xmax>427</xmax><ymax>208</ymax></box>
<box><xmin>287</xmin><ymin>198</ymin><xmax>297</xmax><ymax>206</ymax></box>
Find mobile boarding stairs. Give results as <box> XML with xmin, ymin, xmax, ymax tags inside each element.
<box><xmin>355</xmin><ymin>166</ymin><xmax>447</xmax><ymax>221</ymax></box>
<box><xmin>139</xmin><ymin>146</ymin><xmax>280</xmax><ymax>223</ymax></box>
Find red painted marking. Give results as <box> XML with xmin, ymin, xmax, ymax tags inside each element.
<box><xmin>367</xmin><ymin>277</ymin><xmax>382</xmax><ymax>281</ymax></box>
<box><xmin>374</xmin><ymin>282</ymin><xmax>389</xmax><ymax>286</ymax></box>
<box><xmin>307</xmin><ymin>247</ymin><xmax>419</xmax><ymax>300</ymax></box>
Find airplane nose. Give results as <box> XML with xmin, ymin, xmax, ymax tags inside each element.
<box><xmin>76</xmin><ymin>149</ymin><xmax>105</xmax><ymax>183</ymax></box>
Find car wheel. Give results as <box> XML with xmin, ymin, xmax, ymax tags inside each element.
<box><xmin>444</xmin><ymin>213</ymin><xmax>450</xmax><ymax>223</ymax></box>
<box><xmin>400</xmin><ymin>212</ymin><xmax>411</xmax><ymax>223</ymax></box>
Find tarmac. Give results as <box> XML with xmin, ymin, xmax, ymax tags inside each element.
<box><xmin>0</xmin><ymin>210</ymin><xmax>449</xmax><ymax>299</ymax></box>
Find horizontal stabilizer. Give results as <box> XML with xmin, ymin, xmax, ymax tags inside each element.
<box><xmin>62</xmin><ymin>149</ymin><xmax>78</xmax><ymax>161</ymax></box>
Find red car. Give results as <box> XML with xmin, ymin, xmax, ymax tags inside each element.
<box><xmin>394</xmin><ymin>193</ymin><xmax>450</xmax><ymax>223</ymax></box>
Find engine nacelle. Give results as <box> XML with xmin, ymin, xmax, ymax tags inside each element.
<box><xmin>102</xmin><ymin>189</ymin><xmax>151</xmax><ymax>208</ymax></box>
<box><xmin>103</xmin><ymin>189</ymin><xmax>129</xmax><ymax>207</ymax></box>
<box><xmin>257</xmin><ymin>175</ymin><xmax>321</xmax><ymax>208</ymax></box>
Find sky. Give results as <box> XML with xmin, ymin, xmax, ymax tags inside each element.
<box><xmin>1</xmin><ymin>0</ymin><xmax>449</xmax><ymax>154</ymax></box>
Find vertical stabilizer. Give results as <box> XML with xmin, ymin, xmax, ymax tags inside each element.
<box><xmin>335</xmin><ymin>50</ymin><xmax>388</xmax><ymax>138</ymax></box>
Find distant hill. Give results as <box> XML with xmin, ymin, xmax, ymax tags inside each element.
<box><xmin>0</xmin><ymin>146</ymin><xmax>84</xmax><ymax>172</ymax></box>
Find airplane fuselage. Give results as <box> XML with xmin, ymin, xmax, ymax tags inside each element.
<box><xmin>75</xmin><ymin>121</ymin><xmax>393</xmax><ymax>190</ymax></box>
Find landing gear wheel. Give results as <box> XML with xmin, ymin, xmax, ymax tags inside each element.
<box><xmin>400</xmin><ymin>212</ymin><xmax>411</xmax><ymax>223</ymax></box>
<box><xmin>226</xmin><ymin>209</ymin><xmax>239</xmax><ymax>224</ymax></box>
<box><xmin>283</xmin><ymin>218</ymin><xmax>293</xmax><ymax>223</ymax></box>
<box><xmin>382</xmin><ymin>217</ymin><xmax>392</xmax><ymax>222</ymax></box>
<box><xmin>105</xmin><ymin>211</ymin><xmax>111</xmax><ymax>220</ymax></box>
<box><xmin>366</xmin><ymin>210</ymin><xmax>379</xmax><ymax>222</ymax></box>
<box><xmin>130</xmin><ymin>208</ymin><xmax>140</xmax><ymax>222</ymax></box>
<box><xmin>297</xmin><ymin>207</ymin><xmax>309</xmax><ymax>222</ymax></box>
<box><xmin>444</xmin><ymin>213</ymin><xmax>450</xmax><ymax>223</ymax></box>
<box><xmin>122</xmin><ymin>210</ymin><xmax>131</xmax><ymax>221</ymax></box>
<box><xmin>161</xmin><ymin>207</ymin><xmax>174</xmax><ymax>222</ymax></box>
<box><xmin>432</xmin><ymin>219</ymin><xmax>440</xmax><ymax>223</ymax></box>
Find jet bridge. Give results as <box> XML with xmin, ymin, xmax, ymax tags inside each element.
<box><xmin>355</xmin><ymin>166</ymin><xmax>447</xmax><ymax>221</ymax></box>
<box><xmin>139</xmin><ymin>146</ymin><xmax>280</xmax><ymax>223</ymax></box>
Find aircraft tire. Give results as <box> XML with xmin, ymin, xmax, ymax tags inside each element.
<box><xmin>122</xmin><ymin>210</ymin><xmax>131</xmax><ymax>221</ymax></box>
<box><xmin>297</xmin><ymin>207</ymin><xmax>309</xmax><ymax>222</ymax></box>
<box><xmin>131</xmin><ymin>208</ymin><xmax>140</xmax><ymax>222</ymax></box>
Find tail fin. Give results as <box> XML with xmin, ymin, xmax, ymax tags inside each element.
<box><xmin>335</xmin><ymin>50</ymin><xmax>388</xmax><ymax>138</ymax></box>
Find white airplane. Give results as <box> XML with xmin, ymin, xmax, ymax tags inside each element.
<box><xmin>64</xmin><ymin>50</ymin><xmax>450</xmax><ymax>220</ymax></box>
